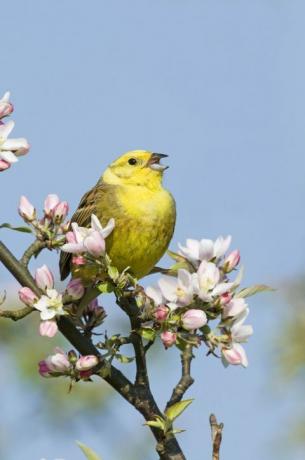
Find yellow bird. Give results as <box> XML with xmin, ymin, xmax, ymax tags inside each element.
<box><xmin>59</xmin><ymin>150</ymin><xmax>176</xmax><ymax>280</ymax></box>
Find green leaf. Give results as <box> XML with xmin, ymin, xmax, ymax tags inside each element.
<box><xmin>144</xmin><ymin>415</ymin><xmax>166</xmax><ymax>431</ymax></box>
<box><xmin>108</xmin><ymin>265</ymin><xmax>119</xmax><ymax>281</ymax></box>
<box><xmin>115</xmin><ymin>353</ymin><xmax>134</xmax><ymax>364</ymax></box>
<box><xmin>76</xmin><ymin>441</ymin><xmax>102</xmax><ymax>460</ymax></box>
<box><xmin>165</xmin><ymin>399</ymin><xmax>193</xmax><ymax>422</ymax></box>
<box><xmin>0</xmin><ymin>223</ymin><xmax>32</xmax><ymax>233</ymax></box>
<box><xmin>138</xmin><ymin>327</ymin><xmax>156</xmax><ymax>341</ymax></box>
<box><xmin>97</xmin><ymin>282</ymin><xmax>113</xmax><ymax>294</ymax></box>
<box><xmin>236</xmin><ymin>284</ymin><xmax>274</xmax><ymax>298</ymax></box>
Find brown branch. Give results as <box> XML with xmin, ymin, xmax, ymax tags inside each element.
<box><xmin>209</xmin><ymin>414</ymin><xmax>224</xmax><ymax>460</ymax></box>
<box><xmin>165</xmin><ymin>344</ymin><xmax>194</xmax><ymax>410</ymax></box>
<box><xmin>0</xmin><ymin>304</ymin><xmax>34</xmax><ymax>321</ymax></box>
<box><xmin>20</xmin><ymin>240</ymin><xmax>47</xmax><ymax>267</ymax></box>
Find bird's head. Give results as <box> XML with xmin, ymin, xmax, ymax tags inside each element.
<box><xmin>102</xmin><ymin>150</ymin><xmax>169</xmax><ymax>188</ymax></box>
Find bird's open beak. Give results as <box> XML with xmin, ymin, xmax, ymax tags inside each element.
<box><xmin>148</xmin><ymin>153</ymin><xmax>169</xmax><ymax>171</ymax></box>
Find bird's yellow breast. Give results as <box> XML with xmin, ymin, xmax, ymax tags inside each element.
<box><xmin>98</xmin><ymin>184</ymin><xmax>176</xmax><ymax>278</ymax></box>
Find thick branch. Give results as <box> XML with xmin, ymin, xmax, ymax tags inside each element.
<box><xmin>209</xmin><ymin>414</ymin><xmax>224</xmax><ymax>460</ymax></box>
<box><xmin>166</xmin><ymin>344</ymin><xmax>194</xmax><ymax>410</ymax></box>
<box><xmin>0</xmin><ymin>304</ymin><xmax>34</xmax><ymax>321</ymax></box>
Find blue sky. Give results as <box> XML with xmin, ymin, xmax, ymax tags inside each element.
<box><xmin>1</xmin><ymin>1</ymin><xmax>305</xmax><ymax>459</ymax></box>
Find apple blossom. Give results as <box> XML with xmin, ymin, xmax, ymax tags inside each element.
<box><xmin>66</xmin><ymin>278</ymin><xmax>85</xmax><ymax>300</ymax></box>
<box><xmin>0</xmin><ymin>91</ymin><xmax>13</xmax><ymax>119</ymax></box>
<box><xmin>221</xmin><ymin>343</ymin><xmax>248</xmax><ymax>368</ymax></box>
<box><xmin>40</xmin><ymin>348</ymin><xmax>71</xmax><ymax>376</ymax></box>
<box><xmin>61</xmin><ymin>215</ymin><xmax>114</xmax><ymax>257</ymax></box>
<box><xmin>145</xmin><ymin>285</ymin><xmax>164</xmax><ymax>306</ymax></box>
<box><xmin>223</xmin><ymin>249</ymin><xmax>240</xmax><ymax>273</ymax></box>
<box><xmin>222</xmin><ymin>298</ymin><xmax>248</xmax><ymax>319</ymax></box>
<box><xmin>35</xmin><ymin>265</ymin><xmax>54</xmax><ymax>291</ymax></box>
<box><xmin>0</xmin><ymin>159</ymin><xmax>10</xmax><ymax>171</ymax></box>
<box><xmin>161</xmin><ymin>331</ymin><xmax>177</xmax><ymax>348</ymax></box>
<box><xmin>44</xmin><ymin>194</ymin><xmax>60</xmax><ymax>217</ymax></box>
<box><xmin>18</xmin><ymin>196</ymin><xmax>36</xmax><ymax>221</ymax></box>
<box><xmin>230</xmin><ymin>309</ymin><xmax>253</xmax><ymax>343</ymax></box>
<box><xmin>178</xmin><ymin>235</ymin><xmax>232</xmax><ymax>266</ymax></box>
<box><xmin>75</xmin><ymin>355</ymin><xmax>99</xmax><ymax>371</ymax></box>
<box><xmin>158</xmin><ymin>269</ymin><xmax>194</xmax><ymax>309</ymax></box>
<box><xmin>182</xmin><ymin>309</ymin><xmax>207</xmax><ymax>330</ymax></box>
<box><xmin>18</xmin><ymin>286</ymin><xmax>38</xmax><ymax>306</ymax></box>
<box><xmin>195</xmin><ymin>261</ymin><xmax>233</xmax><ymax>301</ymax></box>
<box><xmin>34</xmin><ymin>289</ymin><xmax>65</xmax><ymax>320</ymax></box>
<box><xmin>39</xmin><ymin>320</ymin><xmax>58</xmax><ymax>338</ymax></box>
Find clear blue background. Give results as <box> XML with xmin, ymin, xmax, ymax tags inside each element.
<box><xmin>0</xmin><ymin>1</ymin><xmax>305</xmax><ymax>459</ymax></box>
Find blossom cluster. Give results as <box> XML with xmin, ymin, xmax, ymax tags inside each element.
<box><xmin>19</xmin><ymin>194</ymin><xmax>69</xmax><ymax>241</ymax></box>
<box><xmin>145</xmin><ymin>236</ymin><xmax>253</xmax><ymax>368</ymax></box>
<box><xmin>0</xmin><ymin>91</ymin><xmax>30</xmax><ymax>172</ymax></box>
<box><xmin>39</xmin><ymin>347</ymin><xmax>99</xmax><ymax>380</ymax></box>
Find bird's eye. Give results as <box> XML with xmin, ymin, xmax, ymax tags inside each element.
<box><xmin>128</xmin><ymin>158</ymin><xmax>137</xmax><ymax>165</ymax></box>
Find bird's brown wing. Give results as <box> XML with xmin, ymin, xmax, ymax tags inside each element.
<box><xmin>59</xmin><ymin>184</ymin><xmax>103</xmax><ymax>280</ymax></box>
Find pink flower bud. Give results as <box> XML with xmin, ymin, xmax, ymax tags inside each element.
<box><xmin>39</xmin><ymin>320</ymin><xmax>58</xmax><ymax>337</ymax></box>
<box><xmin>222</xmin><ymin>298</ymin><xmax>247</xmax><ymax>318</ymax></box>
<box><xmin>18</xmin><ymin>195</ymin><xmax>36</xmax><ymax>221</ymax></box>
<box><xmin>72</xmin><ymin>255</ymin><xmax>86</xmax><ymax>265</ymax></box>
<box><xmin>46</xmin><ymin>350</ymin><xmax>70</xmax><ymax>372</ymax></box>
<box><xmin>83</xmin><ymin>231</ymin><xmax>105</xmax><ymax>257</ymax></box>
<box><xmin>161</xmin><ymin>331</ymin><xmax>177</xmax><ymax>348</ymax></box>
<box><xmin>0</xmin><ymin>159</ymin><xmax>10</xmax><ymax>171</ymax></box>
<box><xmin>44</xmin><ymin>194</ymin><xmax>60</xmax><ymax>217</ymax></box>
<box><xmin>38</xmin><ymin>360</ymin><xmax>52</xmax><ymax>377</ymax></box>
<box><xmin>221</xmin><ymin>343</ymin><xmax>248</xmax><ymax>367</ymax></box>
<box><xmin>66</xmin><ymin>278</ymin><xmax>85</xmax><ymax>300</ymax></box>
<box><xmin>220</xmin><ymin>292</ymin><xmax>232</xmax><ymax>305</ymax></box>
<box><xmin>19</xmin><ymin>287</ymin><xmax>38</xmax><ymax>306</ymax></box>
<box><xmin>223</xmin><ymin>250</ymin><xmax>240</xmax><ymax>273</ymax></box>
<box><xmin>0</xmin><ymin>92</ymin><xmax>14</xmax><ymax>119</ymax></box>
<box><xmin>154</xmin><ymin>305</ymin><xmax>169</xmax><ymax>322</ymax></box>
<box><xmin>182</xmin><ymin>309</ymin><xmax>207</xmax><ymax>330</ymax></box>
<box><xmin>35</xmin><ymin>264</ymin><xmax>54</xmax><ymax>290</ymax></box>
<box><xmin>53</xmin><ymin>201</ymin><xmax>69</xmax><ymax>223</ymax></box>
<box><xmin>75</xmin><ymin>355</ymin><xmax>99</xmax><ymax>371</ymax></box>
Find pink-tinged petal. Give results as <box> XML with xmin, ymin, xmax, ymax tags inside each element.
<box><xmin>83</xmin><ymin>231</ymin><xmax>105</xmax><ymax>257</ymax></box>
<box><xmin>35</xmin><ymin>265</ymin><xmax>54</xmax><ymax>290</ymax></box>
<box><xmin>53</xmin><ymin>201</ymin><xmax>69</xmax><ymax>222</ymax></box>
<box><xmin>182</xmin><ymin>309</ymin><xmax>207</xmax><ymax>330</ymax></box>
<box><xmin>39</xmin><ymin>320</ymin><xmax>58</xmax><ymax>337</ymax></box>
<box><xmin>221</xmin><ymin>343</ymin><xmax>248</xmax><ymax>367</ymax></box>
<box><xmin>1</xmin><ymin>91</ymin><xmax>10</xmax><ymax>103</ymax></box>
<box><xmin>0</xmin><ymin>159</ymin><xmax>11</xmax><ymax>171</ymax></box>
<box><xmin>178</xmin><ymin>239</ymin><xmax>200</xmax><ymax>262</ymax></box>
<box><xmin>223</xmin><ymin>249</ymin><xmax>240</xmax><ymax>273</ymax></box>
<box><xmin>44</xmin><ymin>194</ymin><xmax>60</xmax><ymax>217</ymax></box>
<box><xmin>91</xmin><ymin>214</ymin><xmax>103</xmax><ymax>232</ymax></box>
<box><xmin>212</xmin><ymin>282</ymin><xmax>234</xmax><ymax>297</ymax></box>
<box><xmin>18</xmin><ymin>195</ymin><xmax>35</xmax><ymax>221</ymax></box>
<box><xmin>101</xmin><ymin>218</ymin><xmax>115</xmax><ymax>238</ymax></box>
<box><xmin>0</xmin><ymin>150</ymin><xmax>18</xmax><ymax>163</ymax></box>
<box><xmin>161</xmin><ymin>331</ymin><xmax>177</xmax><ymax>348</ymax></box>
<box><xmin>18</xmin><ymin>287</ymin><xmax>38</xmax><ymax>306</ymax></box>
<box><xmin>38</xmin><ymin>360</ymin><xmax>52</xmax><ymax>377</ymax></box>
<box><xmin>222</xmin><ymin>298</ymin><xmax>247</xmax><ymax>318</ymax></box>
<box><xmin>48</xmin><ymin>352</ymin><xmax>70</xmax><ymax>371</ymax></box>
<box><xmin>66</xmin><ymin>278</ymin><xmax>85</xmax><ymax>300</ymax></box>
<box><xmin>0</xmin><ymin>120</ymin><xmax>14</xmax><ymax>139</ymax></box>
<box><xmin>75</xmin><ymin>355</ymin><xmax>99</xmax><ymax>371</ymax></box>
<box><xmin>65</xmin><ymin>231</ymin><xmax>77</xmax><ymax>244</ymax></box>
<box><xmin>158</xmin><ymin>276</ymin><xmax>178</xmax><ymax>302</ymax></box>
<box><xmin>71</xmin><ymin>222</ymin><xmax>85</xmax><ymax>243</ymax></box>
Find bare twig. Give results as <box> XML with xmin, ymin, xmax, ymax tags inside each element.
<box><xmin>209</xmin><ymin>414</ymin><xmax>224</xmax><ymax>460</ymax></box>
<box><xmin>165</xmin><ymin>344</ymin><xmax>194</xmax><ymax>410</ymax></box>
